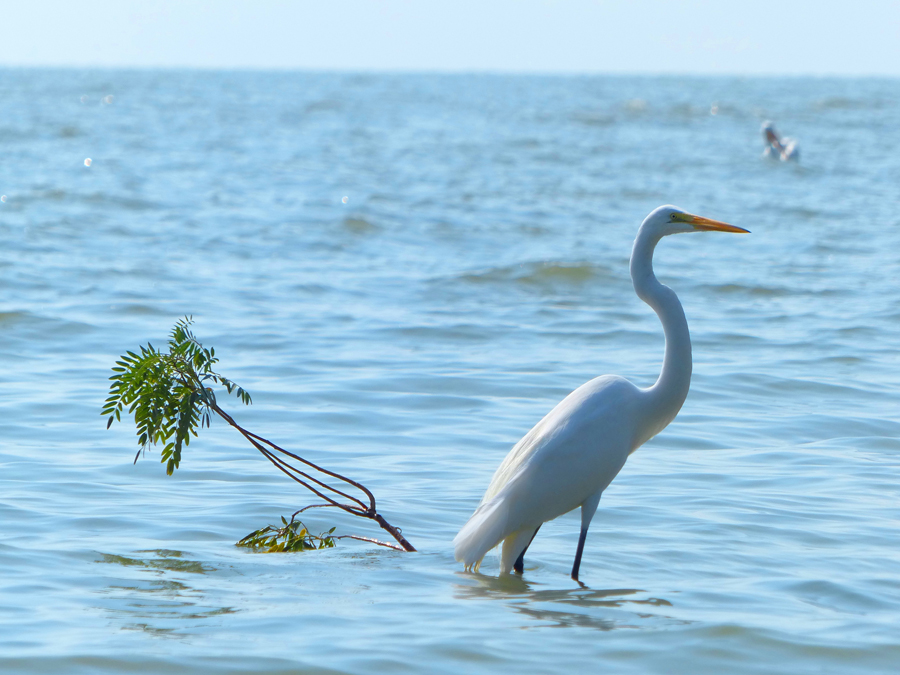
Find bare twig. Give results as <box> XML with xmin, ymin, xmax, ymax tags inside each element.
<box><xmin>332</xmin><ymin>535</ymin><xmax>407</xmax><ymax>551</ymax></box>
<box><xmin>209</xmin><ymin>399</ymin><xmax>416</xmax><ymax>552</ymax></box>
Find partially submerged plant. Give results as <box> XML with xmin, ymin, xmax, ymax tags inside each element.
<box><xmin>237</xmin><ymin>512</ymin><xmax>401</xmax><ymax>553</ymax></box>
<box><xmin>238</xmin><ymin>516</ymin><xmax>337</xmax><ymax>553</ymax></box>
<box><xmin>103</xmin><ymin>317</ymin><xmax>415</xmax><ymax>553</ymax></box>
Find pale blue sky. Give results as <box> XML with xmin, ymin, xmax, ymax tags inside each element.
<box><xmin>2</xmin><ymin>0</ymin><xmax>898</xmax><ymax>75</ymax></box>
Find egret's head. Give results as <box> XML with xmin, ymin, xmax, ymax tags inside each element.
<box><xmin>642</xmin><ymin>205</ymin><xmax>749</xmax><ymax>238</ymax></box>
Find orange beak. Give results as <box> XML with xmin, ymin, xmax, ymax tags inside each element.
<box><xmin>676</xmin><ymin>213</ymin><xmax>749</xmax><ymax>233</ymax></box>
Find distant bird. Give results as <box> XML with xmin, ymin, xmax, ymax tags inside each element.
<box><xmin>454</xmin><ymin>206</ymin><xmax>748</xmax><ymax>580</ymax></box>
<box><xmin>761</xmin><ymin>121</ymin><xmax>799</xmax><ymax>162</ymax></box>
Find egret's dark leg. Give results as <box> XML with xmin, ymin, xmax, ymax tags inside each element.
<box><xmin>571</xmin><ymin>491</ymin><xmax>603</xmax><ymax>582</ymax></box>
<box><xmin>570</xmin><ymin>526</ymin><xmax>589</xmax><ymax>581</ymax></box>
<box><xmin>513</xmin><ymin>525</ymin><xmax>541</xmax><ymax>574</ymax></box>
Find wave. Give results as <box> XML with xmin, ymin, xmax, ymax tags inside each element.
<box><xmin>813</xmin><ymin>96</ymin><xmax>879</xmax><ymax>110</ymax></box>
<box><xmin>342</xmin><ymin>216</ymin><xmax>379</xmax><ymax>233</ymax></box>
<box><xmin>460</xmin><ymin>261</ymin><xmax>615</xmax><ymax>287</ymax></box>
<box><xmin>697</xmin><ymin>283</ymin><xmax>792</xmax><ymax>297</ymax></box>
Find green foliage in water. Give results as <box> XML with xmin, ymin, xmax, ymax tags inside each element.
<box><xmin>102</xmin><ymin>316</ymin><xmax>251</xmax><ymax>475</ymax></box>
<box><xmin>237</xmin><ymin>516</ymin><xmax>337</xmax><ymax>553</ymax></box>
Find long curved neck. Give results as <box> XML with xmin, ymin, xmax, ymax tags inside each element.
<box><xmin>630</xmin><ymin>225</ymin><xmax>692</xmax><ymax>446</ymax></box>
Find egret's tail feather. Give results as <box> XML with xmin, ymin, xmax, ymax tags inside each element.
<box><xmin>500</xmin><ymin>528</ymin><xmax>536</xmax><ymax>575</ymax></box>
<box><xmin>453</xmin><ymin>497</ymin><xmax>510</xmax><ymax>571</ymax></box>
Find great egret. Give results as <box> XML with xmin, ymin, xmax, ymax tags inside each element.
<box><xmin>453</xmin><ymin>205</ymin><xmax>748</xmax><ymax>580</ymax></box>
<box><xmin>761</xmin><ymin>121</ymin><xmax>799</xmax><ymax>162</ymax></box>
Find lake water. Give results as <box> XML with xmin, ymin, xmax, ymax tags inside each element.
<box><xmin>1</xmin><ymin>70</ymin><xmax>899</xmax><ymax>674</ymax></box>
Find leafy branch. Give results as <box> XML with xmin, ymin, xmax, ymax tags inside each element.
<box><xmin>237</xmin><ymin>511</ymin><xmax>409</xmax><ymax>553</ymax></box>
<box><xmin>104</xmin><ymin>317</ymin><xmax>415</xmax><ymax>553</ymax></box>
<box><xmin>237</xmin><ymin>516</ymin><xmax>337</xmax><ymax>553</ymax></box>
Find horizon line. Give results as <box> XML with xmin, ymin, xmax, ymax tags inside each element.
<box><xmin>1</xmin><ymin>63</ymin><xmax>898</xmax><ymax>79</ymax></box>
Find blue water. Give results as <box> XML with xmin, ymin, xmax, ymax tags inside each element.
<box><xmin>1</xmin><ymin>70</ymin><xmax>899</xmax><ymax>674</ymax></box>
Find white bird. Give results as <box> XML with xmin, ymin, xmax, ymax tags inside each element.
<box><xmin>761</xmin><ymin>121</ymin><xmax>799</xmax><ymax>162</ymax></box>
<box><xmin>453</xmin><ymin>205</ymin><xmax>748</xmax><ymax>580</ymax></box>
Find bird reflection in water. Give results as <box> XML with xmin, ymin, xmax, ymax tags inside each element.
<box><xmin>453</xmin><ymin>573</ymin><xmax>675</xmax><ymax>632</ymax></box>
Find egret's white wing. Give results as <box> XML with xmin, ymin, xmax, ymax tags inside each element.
<box><xmin>481</xmin><ymin>374</ymin><xmax>635</xmax><ymax>504</ymax></box>
<box><xmin>454</xmin><ymin>374</ymin><xmax>640</xmax><ymax>568</ymax></box>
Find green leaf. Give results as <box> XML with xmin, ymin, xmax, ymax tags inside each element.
<box><xmin>104</xmin><ymin>317</ymin><xmax>252</xmax><ymax>475</ymax></box>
